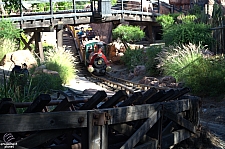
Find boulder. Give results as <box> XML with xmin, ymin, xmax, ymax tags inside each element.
<box><xmin>0</xmin><ymin>50</ymin><xmax>37</xmax><ymax>69</ymax></box>
<box><xmin>134</xmin><ymin>65</ymin><xmax>146</xmax><ymax>76</ymax></box>
<box><xmin>139</xmin><ymin>76</ymin><xmax>159</xmax><ymax>86</ymax></box>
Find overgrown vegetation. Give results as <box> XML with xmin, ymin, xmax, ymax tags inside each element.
<box><xmin>157</xmin><ymin>14</ymin><xmax>214</xmax><ymax>47</ymax></box>
<box><xmin>0</xmin><ymin>38</ymin><xmax>17</xmax><ymax>61</ymax></box>
<box><xmin>45</xmin><ymin>48</ymin><xmax>75</xmax><ymax>84</ymax></box>
<box><xmin>112</xmin><ymin>25</ymin><xmax>145</xmax><ymax>50</ymax></box>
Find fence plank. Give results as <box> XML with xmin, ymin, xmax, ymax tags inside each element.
<box><xmin>120</xmin><ymin>110</ymin><xmax>161</xmax><ymax>149</ymax></box>
<box><xmin>0</xmin><ymin>111</ymin><xmax>87</xmax><ymax>133</ymax></box>
<box><xmin>164</xmin><ymin>108</ymin><xmax>196</xmax><ymax>133</ymax></box>
<box><xmin>161</xmin><ymin>129</ymin><xmax>191</xmax><ymax>149</ymax></box>
<box><xmin>17</xmin><ymin>129</ymin><xmax>73</xmax><ymax>148</ymax></box>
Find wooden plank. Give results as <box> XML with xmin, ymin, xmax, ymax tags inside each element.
<box><xmin>106</xmin><ymin>99</ymin><xmax>191</xmax><ymax>125</ymax></box>
<box><xmin>133</xmin><ymin>139</ymin><xmax>158</xmax><ymax>149</ymax></box>
<box><xmin>0</xmin><ymin>98</ymin><xmax>15</xmax><ymax>114</ymax></box>
<box><xmin>161</xmin><ymin>129</ymin><xmax>191</xmax><ymax>149</ymax></box>
<box><xmin>163</xmin><ymin>108</ymin><xmax>196</xmax><ymax>133</ymax></box>
<box><xmin>79</xmin><ymin>91</ymin><xmax>107</xmax><ymax>110</ymax></box>
<box><xmin>88</xmin><ymin>111</ymin><xmax>108</xmax><ymax>149</ymax></box>
<box><xmin>0</xmin><ymin>111</ymin><xmax>87</xmax><ymax>133</ymax></box>
<box><xmin>134</xmin><ymin>88</ymin><xmax>157</xmax><ymax>105</ymax></box>
<box><xmin>99</xmin><ymin>90</ymin><xmax>128</xmax><ymax>109</ymax></box>
<box><xmin>52</xmin><ymin>97</ymin><xmax>73</xmax><ymax>112</ymax></box>
<box><xmin>118</xmin><ymin>92</ymin><xmax>143</xmax><ymax>107</ymax></box>
<box><xmin>111</xmin><ymin>123</ymin><xmax>154</xmax><ymax>143</ymax></box>
<box><xmin>146</xmin><ymin>90</ymin><xmax>166</xmax><ymax>104</ymax></box>
<box><xmin>24</xmin><ymin>94</ymin><xmax>51</xmax><ymax>113</ymax></box>
<box><xmin>120</xmin><ymin>111</ymin><xmax>161</xmax><ymax>149</ymax></box>
<box><xmin>17</xmin><ymin>129</ymin><xmax>73</xmax><ymax>148</ymax></box>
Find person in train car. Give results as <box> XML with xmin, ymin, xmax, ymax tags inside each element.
<box><xmin>78</xmin><ymin>27</ymin><xmax>85</xmax><ymax>37</ymax></box>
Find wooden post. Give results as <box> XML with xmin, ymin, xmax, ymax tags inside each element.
<box><xmin>34</xmin><ymin>31</ymin><xmax>41</xmax><ymax>53</ymax></box>
<box><xmin>56</xmin><ymin>24</ymin><xmax>63</xmax><ymax>49</ymax></box>
<box><xmin>38</xmin><ymin>42</ymin><xmax>45</xmax><ymax>62</ymax></box>
<box><xmin>88</xmin><ymin>111</ymin><xmax>108</xmax><ymax>149</ymax></box>
<box><xmin>147</xmin><ymin>24</ymin><xmax>154</xmax><ymax>43</ymax></box>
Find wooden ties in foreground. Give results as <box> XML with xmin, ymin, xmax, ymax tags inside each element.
<box><xmin>0</xmin><ymin>87</ymin><xmax>200</xmax><ymax>149</ymax></box>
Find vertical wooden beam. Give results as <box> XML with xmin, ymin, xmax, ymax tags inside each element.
<box><xmin>38</xmin><ymin>42</ymin><xmax>45</xmax><ymax>62</ymax></box>
<box><xmin>56</xmin><ymin>24</ymin><xmax>64</xmax><ymax>49</ymax></box>
<box><xmin>88</xmin><ymin>111</ymin><xmax>108</xmax><ymax>149</ymax></box>
<box><xmin>34</xmin><ymin>31</ymin><xmax>41</xmax><ymax>53</ymax></box>
<box><xmin>147</xmin><ymin>24</ymin><xmax>154</xmax><ymax>43</ymax></box>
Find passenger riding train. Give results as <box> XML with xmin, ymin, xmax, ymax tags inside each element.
<box><xmin>67</xmin><ymin>25</ymin><xmax>111</xmax><ymax>75</ymax></box>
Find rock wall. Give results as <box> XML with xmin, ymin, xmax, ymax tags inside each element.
<box><xmin>90</xmin><ymin>22</ymin><xmax>114</xmax><ymax>44</ymax></box>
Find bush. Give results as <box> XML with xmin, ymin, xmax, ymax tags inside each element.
<box><xmin>156</xmin><ymin>43</ymin><xmax>204</xmax><ymax>80</ymax></box>
<box><xmin>45</xmin><ymin>48</ymin><xmax>75</xmax><ymax>84</ymax></box>
<box><xmin>0</xmin><ymin>38</ymin><xmax>17</xmax><ymax>61</ymax></box>
<box><xmin>120</xmin><ymin>47</ymin><xmax>146</xmax><ymax>70</ymax></box>
<box><xmin>156</xmin><ymin>43</ymin><xmax>225</xmax><ymax>97</ymax></box>
<box><xmin>145</xmin><ymin>45</ymin><xmax>163</xmax><ymax>76</ymax></box>
<box><xmin>0</xmin><ymin>19</ymin><xmax>21</xmax><ymax>40</ymax></box>
<box><xmin>30</xmin><ymin>73</ymin><xmax>63</xmax><ymax>93</ymax></box>
<box><xmin>162</xmin><ymin>22</ymin><xmax>214</xmax><ymax>47</ymax></box>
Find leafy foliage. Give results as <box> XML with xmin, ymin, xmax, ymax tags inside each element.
<box><xmin>0</xmin><ymin>19</ymin><xmax>21</xmax><ymax>40</ymax></box>
<box><xmin>112</xmin><ymin>25</ymin><xmax>144</xmax><ymax>49</ymax></box>
<box><xmin>156</xmin><ymin>14</ymin><xmax>174</xmax><ymax>29</ymax></box>
<box><xmin>120</xmin><ymin>47</ymin><xmax>145</xmax><ymax>70</ymax></box>
<box><xmin>162</xmin><ymin>22</ymin><xmax>214</xmax><ymax>47</ymax></box>
<box><xmin>145</xmin><ymin>45</ymin><xmax>163</xmax><ymax>76</ymax></box>
<box><xmin>45</xmin><ymin>48</ymin><xmax>75</xmax><ymax>84</ymax></box>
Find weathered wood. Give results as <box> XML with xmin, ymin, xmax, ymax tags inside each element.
<box><xmin>0</xmin><ymin>111</ymin><xmax>87</xmax><ymax>133</ymax></box>
<box><xmin>38</xmin><ymin>42</ymin><xmax>45</xmax><ymax>62</ymax></box>
<box><xmin>161</xmin><ymin>129</ymin><xmax>191</xmax><ymax>149</ymax></box>
<box><xmin>56</xmin><ymin>28</ymin><xmax>63</xmax><ymax>48</ymax></box>
<box><xmin>0</xmin><ymin>98</ymin><xmax>16</xmax><ymax>114</ymax></box>
<box><xmin>24</xmin><ymin>94</ymin><xmax>51</xmax><ymax>113</ymax></box>
<box><xmin>21</xmin><ymin>33</ymin><xmax>34</xmax><ymax>51</ymax></box>
<box><xmin>118</xmin><ymin>92</ymin><xmax>143</xmax><ymax>107</ymax></box>
<box><xmin>146</xmin><ymin>90</ymin><xmax>165</xmax><ymax>104</ymax></box>
<box><xmin>106</xmin><ymin>99</ymin><xmax>191</xmax><ymax>125</ymax></box>
<box><xmin>99</xmin><ymin>90</ymin><xmax>128</xmax><ymax>109</ymax></box>
<box><xmin>133</xmin><ymin>139</ymin><xmax>158</xmax><ymax>149</ymax></box>
<box><xmin>158</xmin><ymin>89</ymin><xmax>175</xmax><ymax>102</ymax></box>
<box><xmin>79</xmin><ymin>91</ymin><xmax>107</xmax><ymax>110</ymax></box>
<box><xmin>111</xmin><ymin>123</ymin><xmax>154</xmax><ymax>143</ymax></box>
<box><xmin>163</xmin><ymin>108</ymin><xmax>196</xmax><ymax>133</ymax></box>
<box><xmin>52</xmin><ymin>97</ymin><xmax>73</xmax><ymax>112</ymax></box>
<box><xmin>17</xmin><ymin>129</ymin><xmax>73</xmax><ymax>148</ymax></box>
<box><xmin>135</xmin><ymin>88</ymin><xmax>157</xmax><ymax>105</ymax></box>
<box><xmin>88</xmin><ymin>111</ymin><xmax>108</xmax><ymax>149</ymax></box>
<box><xmin>120</xmin><ymin>110</ymin><xmax>161</xmax><ymax>149</ymax></box>
<box><xmin>34</xmin><ymin>31</ymin><xmax>41</xmax><ymax>53</ymax></box>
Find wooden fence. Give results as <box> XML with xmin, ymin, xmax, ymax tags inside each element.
<box><xmin>0</xmin><ymin>88</ymin><xmax>201</xmax><ymax>149</ymax></box>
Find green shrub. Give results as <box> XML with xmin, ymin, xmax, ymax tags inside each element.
<box><xmin>182</xmin><ymin>56</ymin><xmax>225</xmax><ymax>97</ymax></box>
<box><xmin>156</xmin><ymin>14</ymin><xmax>174</xmax><ymax>29</ymax></box>
<box><xmin>45</xmin><ymin>48</ymin><xmax>75</xmax><ymax>84</ymax></box>
<box><xmin>0</xmin><ymin>38</ymin><xmax>17</xmax><ymax>61</ymax></box>
<box><xmin>162</xmin><ymin>22</ymin><xmax>214</xmax><ymax>47</ymax></box>
<box><xmin>156</xmin><ymin>43</ymin><xmax>204</xmax><ymax>80</ymax></box>
<box><xmin>120</xmin><ymin>48</ymin><xmax>145</xmax><ymax>70</ymax></box>
<box><xmin>0</xmin><ymin>19</ymin><xmax>21</xmax><ymax>40</ymax></box>
<box><xmin>156</xmin><ymin>43</ymin><xmax>225</xmax><ymax>97</ymax></box>
<box><xmin>145</xmin><ymin>45</ymin><xmax>163</xmax><ymax>76</ymax></box>
<box><xmin>30</xmin><ymin>73</ymin><xmax>63</xmax><ymax>93</ymax></box>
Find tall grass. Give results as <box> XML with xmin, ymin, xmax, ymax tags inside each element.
<box><xmin>45</xmin><ymin>47</ymin><xmax>75</xmax><ymax>84</ymax></box>
<box><xmin>0</xmin><ymin>38</ymin><xmax>17</xmax><ymax>61</ymax></box>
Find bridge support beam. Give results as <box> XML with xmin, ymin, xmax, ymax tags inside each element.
<box><xmin>56</xmin><ymin>24</ymin><xmax>64</xmax><ymax>49</ymax></box>
<box><xmin>34</xmin><ymin>31</ymin><xmax>41</xmax><ymax>53</ymax></box>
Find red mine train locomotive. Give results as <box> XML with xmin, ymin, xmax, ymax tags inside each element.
<box><xmin>68</xmin><ymin>25</ymin><xmax>111</xmax><ymax>75</ymax></box>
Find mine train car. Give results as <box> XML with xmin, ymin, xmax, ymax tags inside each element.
<box><xmin>67</xmin><ymin>25</ymin><xmax>111</xmax><ymax>75</ymax></box>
